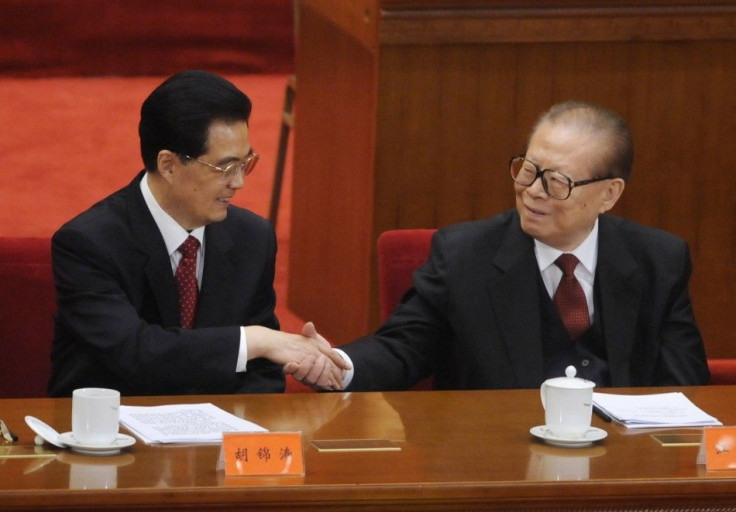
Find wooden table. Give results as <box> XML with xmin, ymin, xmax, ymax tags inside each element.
<box><xmin>1</xmin><ymin>387</ymin><xmax>735</xmax><ymax>510</ymax></box>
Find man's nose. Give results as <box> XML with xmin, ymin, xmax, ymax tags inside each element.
<box><xmin>228</xmin><ymin>169</ymin><xmax>245</xmax><ymax>189</ymax></box>
<box><xmin>526</xmin><ymin>174</ymin><xmax>547</xmax><ymax>197</ymax></box>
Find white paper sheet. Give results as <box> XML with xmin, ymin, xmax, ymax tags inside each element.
<box><xmin>119</xmin><ymin>403</ymin><xmax>267</xmax><ymax>444</ymax></box>
<box><xmin>593</xmin><ymin>392</ymin><xmax>722</xmax><ymax>429</ymax></box>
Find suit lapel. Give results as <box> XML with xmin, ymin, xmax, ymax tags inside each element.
<box><xmin>126</xmin><ymin>172</ymin><xmax>181</xmax><ymax>327</ymax></box>
<box><xmin>485</xmin><ymin>220</ymin><xmax>545</xmax><ymax>387</ymax></box>
<box><xmin>195</xmin><ymin>222</ymin><xmax>235</xmax><ymax>327</ymax></box>
<box><xmin>596</xmin><ymin>216</ymin><xmax>644</xmax><ymax>386</ymax></box>
<box><xmin>125</xmin><ymin>173</ymin><xmax>240</xmax><ymax>329</ymax></box>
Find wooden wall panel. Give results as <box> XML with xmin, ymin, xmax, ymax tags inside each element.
<box><xmin>288</xmin><ymin>5</ymin><xmax>379</xmax><ymax>340</ymax></box>
<box><xmin>290</xmin><ymin>0</ymin><xmax>736</xmax><ymax>357</ymax></box>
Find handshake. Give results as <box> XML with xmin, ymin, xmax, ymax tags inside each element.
<box><xmin>249</xmin><ymin>322</ymin><xmax>351</xmax><ymax>391</ymax></box>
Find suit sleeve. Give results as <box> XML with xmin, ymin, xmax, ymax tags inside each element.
<box><xmin>344</xmin><ymin>230</ymin><xmax>454</xmax><ymax>391</ymax></box>
<box><xmin>652</xmin><ymin>241</ymin><xmax>710</xmax><ymax>385</ymax></box>
<box><xmin>233</xmin><ymin>223</ymin><xmax>285</xmax><ymax>390</ymax></box>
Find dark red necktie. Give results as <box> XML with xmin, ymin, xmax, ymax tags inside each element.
<box><xmin>553</xmin><ymin>254</ymin><xmax>590</xmax><ymax>340</ymax></box>
<box><xmin>175</xmin><ymin>235</ymin><xmax>200</xmax><ymax>329</ymax></box>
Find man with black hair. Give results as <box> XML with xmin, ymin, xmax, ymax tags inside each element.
<box><xmin>49</xmin><ymin>70</ymin><xmax>348</xmax><ymax>397</ymax></box>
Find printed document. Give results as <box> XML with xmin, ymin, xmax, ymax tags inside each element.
<box><xmin>593</xmin><ymin>392</ymin><xmax>721</xmax><ymax>429</ymax></box>
<box><xmin>120</xmin><ymin>403</ymin><xmax>267</xmax><ymax>444</ymax></box>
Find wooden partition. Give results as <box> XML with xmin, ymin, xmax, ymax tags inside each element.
<box><xmin>288</xmin><ymin>0</ymin><xmax>736</xmax><ymax>357</ymax></box>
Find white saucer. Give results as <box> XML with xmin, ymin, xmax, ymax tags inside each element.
<box><xmin>530</xmin><ymin>425</ymin><xmax>607</xmax><ymax>448</ymax></box>
<box><xmin>58</xmin><ymin>432</ymin><xmax>136</xmax><ymax>456</ymax></box>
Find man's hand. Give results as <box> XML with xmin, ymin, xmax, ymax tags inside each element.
<box><xmin>282</xmin><ymin>322</ymin><xmax>349</xmax><ymax>390</ymax></box>
<box><xmin>246</xmin><ymin>323</ymin><xmax>350</xmax><ymax>390</ymax></box>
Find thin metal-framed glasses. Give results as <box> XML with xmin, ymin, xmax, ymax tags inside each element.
<box><xmin>181</xmin><ymin>150</ymin><xmax>260</xmax><ymax>179</ymax></box>
<box><xmin>509</xmin><ymin>155</ymin><xmax>614</xmax><ymax>200</ymax></box>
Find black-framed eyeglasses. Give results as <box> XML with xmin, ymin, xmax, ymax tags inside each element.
<box><xmin>181</xmin><ymin>150</ymin><xmax>260</xmax><ymax>179</ymax></box>
<box><xmin>509</xmin><ymin>155</ymin><xmax>614</xmax><ymax>200</ymax></box>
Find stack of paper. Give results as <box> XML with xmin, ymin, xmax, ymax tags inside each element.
<box><xmin>593</xmin><ymin>392</ymin><xmax>722</xmax><ymax>429</ymax></box>
<box><xmin>119</xmin><ymin>403</ymin><xmax>267</xmax><ymax>444</ymax></box>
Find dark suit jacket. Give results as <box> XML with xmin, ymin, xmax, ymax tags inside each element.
<box><xmin>48</xmin><ymin>172</ymin><xmax>284</xmax><ymax>396</ymax></box>
<box><xmin>345</xmin><ymin>210</ymin><xmax>710</xmax><ymax>390</ymax></box>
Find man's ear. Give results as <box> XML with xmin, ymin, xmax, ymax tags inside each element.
<box><xmin>156</xmin><ymin>150</ymin><xmax>178</xmax><ymax>184</ymax></box>
<box><xmin>599</xmin><ymin>178</ymin><xmax>625</xmax><ymax>213</ymax></box>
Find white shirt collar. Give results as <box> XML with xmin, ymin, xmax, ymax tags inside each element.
<box><xmin>533</xmin><ymin>218</ymin><xmax>599</xmax><ymax>277</ymax></box>
<box><xmin>140</xmin><ymin>172</ymin><xmax>205</xmax><ymax>256</ymax></box>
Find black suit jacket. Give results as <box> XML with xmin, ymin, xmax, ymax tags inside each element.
<box><xmin>345</xmin><ymin>210</ymin><xmax>710</xmax><ymax>390</ymax></box>
<box><xmin>48</xmin><ymin>172</ymin><xmax>284</xmax><ymax>396</ymax></box>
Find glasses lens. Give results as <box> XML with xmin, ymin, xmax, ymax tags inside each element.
<box><xmin>543</xmin><ymin>171</ymin><xmax>572</xmax><ymax>200</ymax></box>
<box><xmin>242</xmin><ymin>152</ymin><xmax>259</xmax><ymax>176</ymax></box>
<box><xmin>510</xmin><ymin>157</ymin><xmax>538</xmax><ymax>185</ymax></box>
<box><xmin>223</xmin><ymin>153</ymin><xmax>259</xmax><ymax>179</ymax></box>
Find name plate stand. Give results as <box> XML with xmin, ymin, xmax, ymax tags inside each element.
<box><xmin>697</xmin><ymin>426</ymin><xmax>736</xmax><ymax>470</ymax></box>
<box><xmin>218</xmin><ymin>431</ymin><xmax>305</xmax><ymax>476</ymax></box>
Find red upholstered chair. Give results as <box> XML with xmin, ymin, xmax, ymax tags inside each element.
<box><xmin>708</xmin><ymin>359</ymin><xmax>736</xmax><ymax>385</ymax></box>
<box><xmin>377</xmin><ymin>229</ymin><xmax>436</xmax><ymax>322</ymax></box>
<box><xmin>377</xmin><ymin>229</ymin><xmax>437</xmax><ymax>390</ymax></box>
<box><xmin>0</xmin><ymin>237</ymin><xmax>55</xmax><ymax>397</ymax></box>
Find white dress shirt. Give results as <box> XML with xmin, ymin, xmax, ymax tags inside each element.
<box><xmin>534</xmin><ymin>219</ymin><xmax>599</xmax><ymax>322</ymax></box>
<box><xmin>140</xmin><ymin>173</ymin><xmax>248</xmax><ymax>372</ymax></box>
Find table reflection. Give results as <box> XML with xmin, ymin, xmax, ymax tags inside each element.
<box><xmin>56</xmin><ymin>452</ymin><xmax>134</xmax><ymax>490</ymax></box>
<box><xmin>526</xmin><ymin>443</ymin><xmax>606</xmax><ymax>481</ymax></box>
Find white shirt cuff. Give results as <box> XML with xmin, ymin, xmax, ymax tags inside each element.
<box><xmin>236</xmin><ymin>326</ymin><xmax>248</xmax><ymax>373</ymax></box>
<box><xmin>334</xmin><ymin>348</ymin><xmax>354</xmax><ymax>388</ymax></box>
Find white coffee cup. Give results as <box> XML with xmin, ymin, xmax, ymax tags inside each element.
<box><xmin>72</xmin><ymin>388</ymin><xmax>120</xmax><ymax>445</ymax></box>
<box><xmin>540</xmin><ymin>366</ymin><xmax>595</xmax><ymax>439</ymax></box>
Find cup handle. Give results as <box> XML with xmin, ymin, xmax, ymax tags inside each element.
<box><xmin>540</xmin><ymin>383</ymin><xmax>547</xmax><ymax>410</ymax></box>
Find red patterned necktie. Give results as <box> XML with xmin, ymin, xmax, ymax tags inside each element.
<box><xmin>553</xmin><ymin>254</ymin><xmax>590</xmax><ymax>340</ymax></box>
<box><xmin>175</xmin><ymin>235</ymin><xmax>200</xmax><ymax>329</ymax></box>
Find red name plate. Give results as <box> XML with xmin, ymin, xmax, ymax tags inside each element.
<box><xmin>222</xmin><ymin>431</ymin><xmax>304</xmax><ymax>476</ymax></box>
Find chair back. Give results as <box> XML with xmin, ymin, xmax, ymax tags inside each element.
<box><xmin>377</xmin><ymin>229</ymin><xmax>436</xmax><ymax>321</ymax></box>
<box><xmin>0</xmin><ymin>237</ymin><xmax>55</xmax><ymax>397</ymax></box>
<box><xmin>377</xmin><ymin>229</ymin><xmax>436</xmax><ymax>390</ymax></box>
<box><xmin>708</xmin><ymin>359</ymin><xmax>736</xmax><ymax>385</ymax></box>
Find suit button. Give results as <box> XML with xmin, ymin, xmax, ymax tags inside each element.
<box><xmin>581</xmin><ymin>359</ymin><xmax>590</xmax><ymax>367</ymax></box>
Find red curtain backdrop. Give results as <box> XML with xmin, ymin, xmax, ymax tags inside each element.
<box><xmin>0</xmin><ymin>0</ymin><xmax>294</xmax><ymax>76</ymax></box>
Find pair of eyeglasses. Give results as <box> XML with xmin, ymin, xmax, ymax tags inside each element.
<box><xmin>181</xmin><ymin>151</ymin><xmax>260</xmax><ymax>179</ymax></box>
<box><xmin>509</xmin><ymin>155</ymin><xmax>614</xmax><ymax>200</ymax></box>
